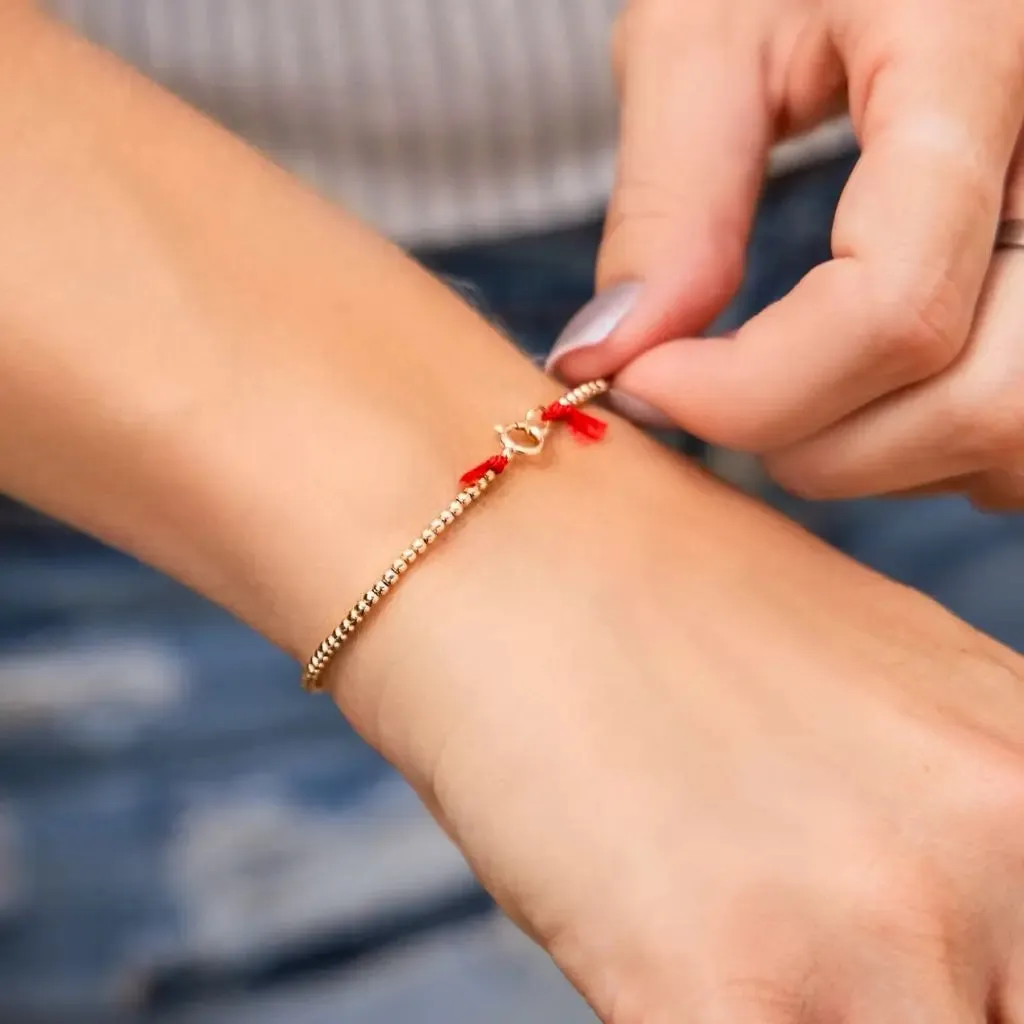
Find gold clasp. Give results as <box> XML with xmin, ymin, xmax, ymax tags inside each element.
<box><xmin>495</xmin><ymin>407</ymin><xmax>549</xmax><ymax>457</ymax></box>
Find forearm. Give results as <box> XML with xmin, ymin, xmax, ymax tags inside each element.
<box><xmin>0</xmin><ymin>8</ymin><xmax>750</xmax><ymax>768</ymax></box>
<box><xmin>0</xmin><ymin>10</ymin><xmax>553</xmax><ymax>642</ymax></box>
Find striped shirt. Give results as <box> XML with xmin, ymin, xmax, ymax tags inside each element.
<box><xmin>45</xmin><ymin>1</ymin><xmax>854</xmax><ymax>247</ymax></box>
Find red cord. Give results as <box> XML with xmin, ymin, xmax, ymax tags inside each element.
<box><xmin>459</xmin><ymin>398</ymin><xmax>606</xmax><ymax>485</ymax></box>
<box><xmin>540</xmin><ymin>401</ymin><xmax>607</xmax><ymax>441</ymax></box>
<box><xmin>460</xmin><ymin>453</ymin><xmax>510</xmax><ymax>486</ymax></box>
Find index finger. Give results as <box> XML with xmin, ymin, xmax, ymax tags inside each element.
<box><xmin>613</xmin><ymin>5</ymin><xmax>1024</xmax><ymax>451</ymax></box>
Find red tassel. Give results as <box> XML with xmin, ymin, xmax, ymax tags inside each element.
<box><xmin>566</xmin><ymin>407</ymin><xmax>607</xmax><ymax>441</ymax></box>
<box><xmin>460</xmin><ymin>453</ymin><xmax>509</xmax><ymax>486</ymax></box>
<box><xmin>541</xmin><ymin>402</ymin><xmax>607</xmax><ymax>441</ymax></box>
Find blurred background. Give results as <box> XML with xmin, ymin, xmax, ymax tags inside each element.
<box><xmin>2</xmin><ymin>3</ymin><xmax>1022</xmax><ymax>1022</ymax></box>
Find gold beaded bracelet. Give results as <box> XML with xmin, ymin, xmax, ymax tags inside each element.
<box><xmin>301</xmin><ymin>378</ymin><xmax>610</xmax><ymax>692</ymax></box>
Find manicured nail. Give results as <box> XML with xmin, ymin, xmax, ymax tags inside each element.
<box><xmin>607</xmin><ymin>388</ymin><xmax>676</xmax><ymax>430</ymax></box>
<box><xmin>546</xmin><ymin>282</ymin><xmax>643</xmax><ymax>375</ymax></box>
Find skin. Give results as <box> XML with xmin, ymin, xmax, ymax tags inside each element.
<box><xmin>555</xmin><ymin>0</ymin><xmax>1024</xmax><ymax>509</ymax></box>
<box><xmin>2</xmin><ymin>5</ymin><xmax>1024</xmax><ymax>1023</ymax></box>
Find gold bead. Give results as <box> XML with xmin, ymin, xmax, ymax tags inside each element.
<box><xmin>301</xmin><ymin>380</ymin><xmax>608</xmax><ymax>692</ymax></box>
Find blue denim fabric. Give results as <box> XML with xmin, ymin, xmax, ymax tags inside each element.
<box><xmin>0</xmin><ymin>525</ymin><xmax>488</xmax><ymax>1019</ymax></box>
<box><xmin>1</xmin><ymin>155</ymin><xmax>1021</xmax><ymax>1022</ymax></box>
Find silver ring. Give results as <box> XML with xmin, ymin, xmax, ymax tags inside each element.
<box><xmin>995</xmin><ymin>219</ymin><xmax>1024</xmax><ymax>250</ymax></box>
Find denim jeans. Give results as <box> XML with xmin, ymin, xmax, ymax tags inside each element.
<box><xmin>1</xmin><ymin>153</ymin><xmax>1020</xmax><ymax>1022</ymax></box>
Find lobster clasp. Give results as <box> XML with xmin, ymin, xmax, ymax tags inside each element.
<box><xmin>495</xmin><ymin>408</ymin><xmax>549</xmax><ymax>457</ymax></box>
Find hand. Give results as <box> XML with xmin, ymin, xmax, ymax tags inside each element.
<box><xmin>766</xmin><ymin>240</ymin><xmax>1024</xmax><ymax>509</ymax></box>
<box><xmin>338</xmin><ymin>428</ymin><xmax>1024</xmax><ymax>1024</ymax></box>
<box><xmin>547</xmin><ymin>0</ymin><xmax>1024</xmax><ymax>459</ymax></box>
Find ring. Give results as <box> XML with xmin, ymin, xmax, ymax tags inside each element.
<box><xmin>995</xmin><ymin>219</ymin><xmax>1024</xmax><ymax>250</ymax></box>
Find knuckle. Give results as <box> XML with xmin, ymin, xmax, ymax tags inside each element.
<box><xmin>871</xmin><ymin>267</ymin><xmax>968</xmax><ymax>377</ymax></box>
<box><xmin>931</xmin><ymin>123</ymin><xmax>1008</xmax><ymax>216</ymax></box>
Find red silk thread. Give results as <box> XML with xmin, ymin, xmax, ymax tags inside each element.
<box><xmin>459</xmin><ymin>400</ymin><xmax>606</xmax><ymax>486</ymax></box>
<box><xmin>540</xmin><ymin>401</ymin><xmax>607</xmax><ymax>441</ymax></box>
<box><xmin>459</xmin><ymin>453</ymin><xmax>510</xmax><ymax>486</ymax></box>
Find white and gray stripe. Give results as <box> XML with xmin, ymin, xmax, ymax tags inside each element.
<box><xmin>45</xmin><ymin>1</ymin><xmax>854</xmax><ymax>247</ymax></box>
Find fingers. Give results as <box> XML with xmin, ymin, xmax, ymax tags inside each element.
<box><xmin>611</xmin><ymin>3</ymin><xmax>1024</xmax><ymax>451</ymax></box>
<box><xmin>547</xmin><ymin>0</ymin><xmax>772</xmax><ymax>382</ymax></box>
<box><xmin>764</xmin><ymin>188</ymin><xmax>1024</xmax><ymax>499</ymax></box>
<box><xmin>965</xmin><ymin>465</ymin><xmax>1024</xmax><ymax>512</ymax></box>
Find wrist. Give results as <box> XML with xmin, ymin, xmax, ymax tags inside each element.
<box><xmin>169</xmin><ymin>288</ymin><xmax>564</xmax><ymax>661</ymax></box>
<box><xmin>323</xmin><ymin>417</ymin><xmax>735</xmax><ymax>786</ymax></box>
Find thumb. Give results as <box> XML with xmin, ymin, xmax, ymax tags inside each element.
<box><xmin>548</xmin><ymin>2</ymin><xmax>771</xmax><ymax>383</ymax></box>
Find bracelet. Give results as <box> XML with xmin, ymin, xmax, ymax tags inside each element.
<box><xmin>301</xmin><ymin>378</ymin><xmax>610</xmax><ymax>692</ymax></box>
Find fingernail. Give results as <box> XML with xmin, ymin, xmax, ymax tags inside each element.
<box><xmin>546</xmin><ymin>282</ymin><xmax>643</xmax><ymax>375</ymax></box>
<box><xmin>607</xmin><ymin>389</ymin><xmax>676</xmax><ymax>430</ymax></box>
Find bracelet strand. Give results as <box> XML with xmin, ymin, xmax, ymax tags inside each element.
<box><xmin>301</xmin><ymin>378</ymin><xmax>610</xmax><ymax>692</ymax></box>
